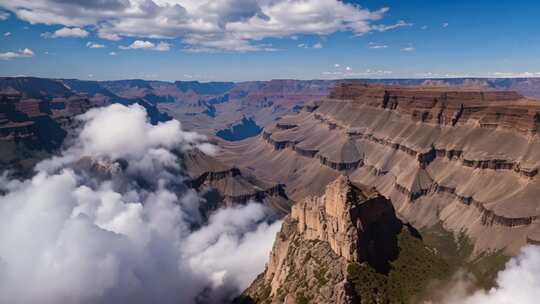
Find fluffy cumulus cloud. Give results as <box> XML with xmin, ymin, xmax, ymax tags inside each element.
<box><xmin>0</xmin><ymin>48</ymin><xmax>34</xmax><ymax>60</ymax></box>
<box><xmin>119</xmin><ymin>40</ymin><xmax>171</xmax><ymax>51</ymax></box>
<box><xmin>44</xmin><ymin>27</ymin><xmax>89</xmax><ymax>38</ymax></box>
<box><xmin>0</xmin><ymin>0</ymin><xmax>404</xmax><ymax>52</ymax></box>
<box><xmin>0</xmin><ymin>104</ymin><xmax>281</xmax><ymax>303</ymax></box>
<box><xmin>440</xmin><ymin>245</ymin><xmax>540</xmax><ymax>304</ymax></box>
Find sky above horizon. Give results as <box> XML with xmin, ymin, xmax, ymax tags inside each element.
<box><xmin>1</xmin><ymin>0</ymin><xmax>539</xmax><ymax>82</ymax></box>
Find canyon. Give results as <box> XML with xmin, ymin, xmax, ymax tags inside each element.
<box><xmin>3</xmin><ymin>76</ymin><xmax>540</xmax><ymax>302</ymax></box>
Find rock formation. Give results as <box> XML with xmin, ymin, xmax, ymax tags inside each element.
<box><xmin>239</xmin><ymin>176</ymin><xmax>447</xmax><ymax>304</ymax></box>
<box><xmin>216</xmin><ymin>117</ymin><xmax>263</xmax><ymax>141</ymax></box>
<box><xmin>179</xmin><ymin>149</ymin><xmax>291</xmax><ymax>216</ymax></box>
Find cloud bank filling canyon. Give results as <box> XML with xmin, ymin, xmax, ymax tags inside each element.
<box><xmin>0</xmin><ymin>104</ymin><xmax>281</xmax><ymax>304</ymax></box>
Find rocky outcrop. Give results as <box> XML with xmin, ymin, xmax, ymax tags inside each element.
<box><xmin>191</xmin><ymin>167</ymin><xmax>288</xmax><ymax>207</ymax></box>
<box><xmin>241</xmin><ymin>176</ymin><xmax>403</xmax><ymax>304</ymax></box>
<box><xmin>291</xmin><ymin>176</ymin><xmax>401</xmax><ymax>268</ymax></box>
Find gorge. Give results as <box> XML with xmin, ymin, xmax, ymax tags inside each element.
<box><xmin>2</xmin><ymin>77</ymin><xmax>540</xmax><ymax>303</ymax></box>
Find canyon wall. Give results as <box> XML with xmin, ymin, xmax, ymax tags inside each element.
<box><xmin>219</xmin><ymin>84</ymin><xmax>540</xmax><ymax>254</ymax></box>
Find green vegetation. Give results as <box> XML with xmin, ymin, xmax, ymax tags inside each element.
<box><xmin>468</xmin><ymin>250</ymin><xmax>508</xmax><ymax>289</ymax></box>
<box><xmin>420</xmin><ymin>223</ymin><xmax>509</xmax><ymax>290</ymax></box>
<box><xmin>347</xmin><ymin>224</ymin><xmax>511</xmax><ymax>304</ymax></box>
<box><xmin>233</xmin><ymin>295</ymin><xmax>256</xmax><ymax>304</ymax></box>
<box><xmin>295</xmin><ymin>291</ymin><xmax>309</xmax><ymax>304</ymax></box>
<box><xmin>347</xmin><ymin>227</ymin><xmax>451</xmax><ymax>304</ymax></box>
<box><xmin>314</xmin><ymin>266</ymin><xmax>328</xmax><ymax>287</ymax></box>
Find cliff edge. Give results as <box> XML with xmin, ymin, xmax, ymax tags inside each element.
<box><xmin>239</xmin><ymin>176</ymin><xmax>449</xmax><ymax>304</ymax></box>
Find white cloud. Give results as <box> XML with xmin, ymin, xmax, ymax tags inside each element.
<box><xmin>182</xmin><ymin>35</ymin><xmax>277</xmax><ymax>53</ymax></box>
<box><xmin>98</xmin><ymin>31</ymin><xmax>121</xmax><ymax>41</ymax></box>
<box><xmin>3</xmin><ymin>31</ymin><xmax>10</xmax><ymax>37</ymax></box>
<box><xmin>109</xmin><ymin>51</ymin><xmax>117</xmax><ymax>56</ymax></box>
<box><xmin>443</xmin><ymin>22</ymin><xmax>449</xmax><ymax>28</ymax></box>
<box><xmin>0</xmin><ymin>10</ymin><xmax>9</xmax><ymax>20</ymax></box>
<box><xmin>67</xmin><ymin>104</ymin><xmax>208</xmax><ymax>161</ymax></box>
<box><xmin>491</xmin><ymin>71</ymin><xmax>540</xmax><ymax>78</ymax></box>
<box><xmin>185</xmin><ymin>204</ymin><xmax>282</xmax><ymax>301</ymax></box>
<box><xmin>334</xmin><ymin>63</ymin><xmax>340</xmax><ymax>68</ymax></box>
<box><xmin>44</xmin><ymin>27</ymin><xmax>89</xmax><ymax>38</ymax></box>
<box><xmin>0</xmin><ymin>48</ymin><xmax>34</xmax><ymax>60</ymax></box>
<box><xmin>0</xmin><ymin>0</ymin><xmax>396</xmax><ymax>52</ymax></box>
<box><xmin>86</xmin><ymin>42</ymin><xmax>105</xmax><ymax>49</ymax></box>
<box><xmin>368</xmin><ymin>42</ymin><xmax>388</xmax><ymax>49</ymax></box>
<box><xmin>0</xmin><ymin>103</ymin><xmax>280</xmax><ymax>304</ymax></box>
<box><xmin>297</xmin><ymin>42</ymin><xmax>323</xmax><ymax>49</ymax></box>
<box><xmin>154</xmin><ymin>41</ymin><xmax>171</xmax><ymax>51</ymax></box>
<box><xmin>119</xmin><ymin>40</ymin><xmax>171</xmax><ymax>51</ymax></box>
<box><xmin>421</xmin><ymin>25</ymin><xmax>428</xmax><ymax>30</ymax></box>
<box><xmin>322</xmin><ymin>68</ymin><xmax>393</xmax><ymax>79</ymax></box>
<box><xmin>413</xmin><ymin>72</ymin><xmax>474</xmax><ymax>78</ymax></box>
<box><xmin>442</xmin><ymin>246</ymin><xmax>540</xmax><ymax>304</ymax></box>
<box><xmin>372</xmin><ymin>20</ymin><xmax>412</xmax><ymax>32</ymax></box>
<box><xmin>401</xmin><ymin>46</ymin><xmax>415</xmax><ymax>52</ymax></box>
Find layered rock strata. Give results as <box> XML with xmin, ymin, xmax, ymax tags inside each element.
<box><xmin>219</xmin><ymin>84</ymin><xmax>540</xmax><ymax>254</ymax></box>
<box><xmin>180</xmin><ymin>149</ymin><xmax>290</xmax><ymax>216</ymax></box>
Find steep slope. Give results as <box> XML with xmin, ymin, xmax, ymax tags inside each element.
<box><xmin>219</xmin><ymin>83</ymin><xmax>540</xmax><ymax>254</ymax></box>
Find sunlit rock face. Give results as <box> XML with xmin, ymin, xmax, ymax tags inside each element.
<box><xmin>241</xmin><ymin>176</ymin><xmax>403</xmax><ymax>304</ymax></box>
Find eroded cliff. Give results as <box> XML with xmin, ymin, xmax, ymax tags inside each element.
<box><xmin>239</xmin><ymin>176</ymin><xmax>449</xmax><ymax>304</ymax></box>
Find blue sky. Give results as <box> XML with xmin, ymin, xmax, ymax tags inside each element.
<box><xmin>1</xmin><ymin>0</ymin><xmax>539</xmax><ymax>82</ymax></box>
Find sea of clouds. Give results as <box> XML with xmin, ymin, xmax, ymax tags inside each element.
<box><xmin>0</xmin><ymin>104</ymin><xmax>281</xmax><ymax>304</ymax></box>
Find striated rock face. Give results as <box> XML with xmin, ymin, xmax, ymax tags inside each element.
<box><xmin>219</xmin><ymin>84</ymin><xmax>540</xmax><ymax>254</ymax></box>
<box><xmin>180</xmin><ymin>149</ymin><xmax>291</xmax><ymax>216</ymax></box>
<box><xmin>291</xmin><ymin>176</ymin><xmax>401</xmax><ymax>269</ymax></box>
<box><xmin>241</xmin><ymin>176</ymin><xmax>402</xmax><ymax>304</ymax></box>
